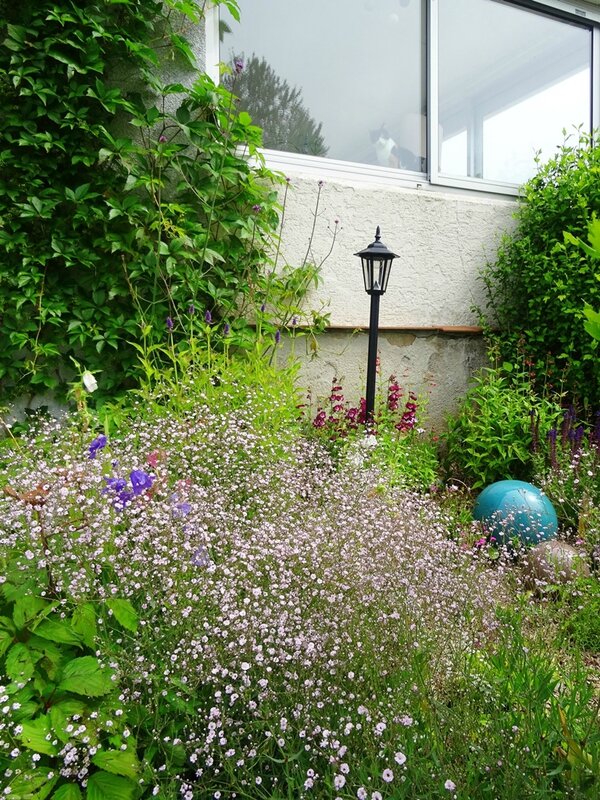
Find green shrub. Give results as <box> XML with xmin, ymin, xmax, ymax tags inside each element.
<box><xmin>0</xmin><ymin>0</ymin><xmax>307</xmax><ymax>401</ymax></box>
<box><xmin>441</xmin><ymin>363</ymin><xmax>563</xmax><ymax>489</ymax></box>
<box><xmin>479</xmin><ymin>131</ymin><xmax>600</xmax><ymax>410</ymax></box>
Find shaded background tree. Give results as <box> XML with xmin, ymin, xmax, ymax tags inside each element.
<box><xmin>223</xmin><ymin>54</ymin><xmax>327</xmax><ymax>157</ymax></box>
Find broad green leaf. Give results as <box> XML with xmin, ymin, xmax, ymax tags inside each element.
<box><xmin>5</xmin><ymin>642</ymin><xmax>36</xmax><ymax>682</ymax></box>
<box><xmin>0</xmin><ymin>628</ymin><xmax>13</xmax><ymax>658</ymax></box>
<box><xmin>91</xmin><ymin>749</ymin><xmax>140</xmax><ymax>781</ymax></box>
<box><xmin>106</xmin><ymin>599</ymin><xmax>138</xmax><ymax>633</ymax></box>
<box><xmin>58</xmin><ymin>656</ymin><xmax>114</xmax><ymax>697</ymax></box>
<box><xmin>52</xmin><ymin>784</ymin><xmax>83</xmax><ymax>800</ymax></box>
<box><xmin>7</xmin><ymin>767</ymin><xmax>58</xmax><ymax>799</ymax></box>
<box><xmin>13</xmin><ymin>595</ymin><xmax>52</xmax><ymax>629</ymax></box>
<box><xmin>86</xmin><ymin>771</ymin><xmax>137</xmax><ymax>800</ymax></box>
<box><xmin>35</xmin><ymin>618</ymin><xmax>83</xmax><ymax>646</ymax></box>
<box><xmin>19</xmin><ymin>715</ymin><xmax>59</xmax><ymax>756</ymax></box>
<box><xmin>71</xmin><ymin>603</ymin><xmax>97</xmax><ymax>648</ymax></box>
<box><xmin>49</xmin><ymin>698</ymin><xmax>89</xmax><ymax>744</ymax></box>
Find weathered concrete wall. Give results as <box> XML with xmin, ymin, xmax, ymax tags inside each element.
<box><xmin>281</xmin><ymin>329</ymin><xmax>487</xmax><ymax>432</ymax></box>
<box><xmin>275</xmin><ymin>172</ymin><xmax>517</xmax><ymax>427</ymax></box>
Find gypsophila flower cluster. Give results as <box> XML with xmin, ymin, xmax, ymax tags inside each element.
<box><xmin>0</xmin><ymin>395</ymin><xmax>528</xmax><ymax>798</ymax></box>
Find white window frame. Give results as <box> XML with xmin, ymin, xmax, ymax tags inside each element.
<box><xmin>214</xmin><ymin>0</ymin><xmax>600</xmax><ymax>196</ymax></box>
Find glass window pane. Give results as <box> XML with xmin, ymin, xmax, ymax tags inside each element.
<box><xmin>438</xmin><ymin>0</ymin><xmax>591</xmax><ymax>184</ymax></box>
<box><xmin>220</xmin><ymin>0</ymin><xmax>426</xmax><ymax>172</ymax></box>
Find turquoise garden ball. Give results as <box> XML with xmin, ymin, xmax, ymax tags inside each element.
<box><xmin>473</xmin><ymin>480</ymin><xmax>558</xmax><ymax>546</ymax></box>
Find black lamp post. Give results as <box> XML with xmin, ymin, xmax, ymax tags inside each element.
<box><xmin>354</xmin><ymin>226</ymin><xmax>398</xmax><ymax>424</ymax></box>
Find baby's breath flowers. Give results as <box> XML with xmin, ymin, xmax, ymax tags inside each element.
<box><xmin>0</xmin><ymin>391</ymin><xmax>512</xmax><ymax>798</ymax></box>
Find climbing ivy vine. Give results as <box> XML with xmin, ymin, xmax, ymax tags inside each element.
<box><xmin>0</xmin><ymin>0</ymin><xmax>297</xmax><ymax>400</ymax></box>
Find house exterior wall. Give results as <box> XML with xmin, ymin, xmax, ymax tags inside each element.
<box><xmin>195</xmin><ymin>11</ymin><xmax>520</xmax><ymax>429</ymax></box>
<box><xmin>277</xmin><ymin>173</ymin><xmax>517</xmax><ymax>428</ymax></box>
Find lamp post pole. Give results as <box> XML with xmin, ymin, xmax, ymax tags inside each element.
<box><xmin>365</xmin><ymin>291</ymin><xmax>381</xmax><ymax>424</ymax></box>
<box><xmin>354</xmin><ymin>227</ymin><xmax>398</xmax><ymax>427</ymax></box>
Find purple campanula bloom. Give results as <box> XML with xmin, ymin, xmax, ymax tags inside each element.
<box><xmin>275</xmin><ymin>329</ymin><xmax>281</xmax><ymax>344</ymax></box>
<box><xmin>166</xmin><ymin>316</ymin><xmax>174</xmax><ymax>331</ymax></box>
<box><xmin>252</xmin><ymin>204</ymin><xmax>262</xmax><ymax>213</ymax></box>
<box><xmin>188</xmin><ymin>304</ymin><xmax>195</xmax><ymax>315</ymax></box>
<box><xmin>130</xmin><ymin>469</ymin><xmax>154</xmax><ymax>496</ymax></box>
<box><xmin>223</xmin><ymin>323</ymin><xmax>230</xmax><ymax>336</ymax></box>
<box><xmin>233</xmin><ymin>57</ymin><xmax>244</xmax><ymax>74</ymax></box>
<box><xmin>260</xmin><ymin>303</ymin><xmax>266</xmax><ymax>313</ymax></box>
<box><xmin>205</xmin><ymin>309</ymin><xmax>212</xmax><ymax>325</ymax></box>
<box><xmin>191</xmin><ymin>545</ymin><xmax>211</xmax><ymax>567</ymax></box>
<box><xmin>158</xmin><ymin>134</ymin><xmax>167</xmax><ymax>143</ymax></box>
<box><xmin>88</xmin><ymin>434</ymin><xmax>107</xmax><ymax>459</ymax></box>
<box><xmin>105</xmin><ymin>477</ymin><xmax>127</xmax><ymax>493</ymax></box>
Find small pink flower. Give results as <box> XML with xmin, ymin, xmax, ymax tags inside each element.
<box><xmin>382</xmin><ymin>768</ymin><xmax>394</xmax><ymax>783</ymax></box>
<box><xmin>445</xmin><ymin>779</ymin><xmax>456</xmax><ymax>791</ymax></box>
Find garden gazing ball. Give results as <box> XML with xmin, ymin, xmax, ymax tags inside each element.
<box><xmin>473</xmin><ymin>480</ymin><xmax>558</xmax><ymax>546</ymax></box>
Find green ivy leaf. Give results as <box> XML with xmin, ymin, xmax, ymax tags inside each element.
<box><xmin>34</xmin><ymin>618</ymin><xmax>83</xmax><ymax>647</ymax></box>
<box><xmin>52</xmin><ymin>784</ymin><xmax>83</xmax><ymax>800</ymax></box>
<box><xmin>106</xmin><ymin>599</ymin><xmax>138</xmax><ymax>633</ymax></box>
<box><xmin>58</xmin><ymin>656</ymin><xmax>115</xmax><ymax>697</ymax></box>
<box><xmin>19</xmin><ymin>715</ymin><xmax>59</xmax><ymax>756</ymax></box>
<box><xmin>6</xmin><ymin>767</ymin><xmax>58</xmax><ymax>799</ymax></box>
<box><xmin>71</xmin><ymin>603</ymin><xmax>97</xmax><ymax>648</ymax></box>
<box><xmin>86</xmin><ymin>771</ymin><xmax>137</xmax><ymax>800</ymax></box>
<box><xmin>91</xmin><ymin>748</ymin><xmax>141</xmax><ymax>781</ymax></box>
<box><xmin>5</xmin><ymin>642</ymin><xmax>36</xmax><ymax>682</ymax></box>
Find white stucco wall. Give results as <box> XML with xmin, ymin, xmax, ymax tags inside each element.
<box><xmin>274</xmin><ymin>171</ymin><xmax>517</xmax><ymax>427</ymax></box>
<box><xmin>278</xmin><ymin>174</ymin><xmax>516</xmax><ymax>328</ymax></box>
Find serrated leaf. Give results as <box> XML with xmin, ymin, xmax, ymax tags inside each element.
<box><xmin>7</xmin><ymin>767</ymin><xmax>58</xmax><ymax>799</ymax></box>
<box><xmin>5</xmin><ymin>642</ymin><xmax>36</xmax><ymax>681</ymax></box>
<box><xmin>92</xmin><ymin>748</ymin><xmax>140</xmax><ymax>781</ymax></box>
<box><xmin>13</xmin><ymin>595</ymin><xmax>52</xmax><ymax>629</ymax></box>
<box><xmin>19</xmin><ymin>715</ymin><xmax>59</xmax><ymax>756</ymax></box>
<box><xmin>71</xmin><ymin>603</ymin><xmax>97</xmax><ymax>648</ymax></box>
<box><xmin>52</xmin><ymin>784</ymin><xmax>83</xmax><ymax>800</ymax></box>
<box><xmin>49</xmin><ymin>698</ymin><xmax>89</xmax><ymax>744</ymax></box>
<box><xmin>58</xmin><ymin>656</ymin><xmax>114</xmax><ymax>697</ymax></box>
<box><xmin>86</xmin><ymin>771</ymin><xmax>137</xmax><ymax>800</ymax></box>
<box><xmin>34</xmin><ymin>618</ymin><xmax>83</xmax><ymax>646</ymax></box>
<box><xmin>106</xmin><ymin>599</ymin><xmax>138</xmax><ymax>633</ymax></box>
<box><xmin>0</xmin><ymin>628</ymin><xmax>13</xmax><ymax>658</ymax></box>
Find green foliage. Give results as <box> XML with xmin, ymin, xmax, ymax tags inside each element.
<box><xmin>479</xmin><ymin>131</ymin><xmax>600</xmax><ymax>410</ymax></box>
<box><xmin>0</xmin><ymin>578</ymin><xmax>141</xmax><ymax>799</ymax></box>
<box><xmin>441</xmin><ymin>363</ymin><xmax>563</xmax><ymax>489</ymax></box>
<box><xmin>557</xmin><ymin>578</ymin><xmax>600</xmax><ymax>653</ymax></box>
<box><xmin>532</xmin><ymin>408</ymin><xmax>600</xmax><ymax>554</ymax></box>
<box><xmin>565</xmin><ymin>216</ymin><xmax>600</xmax><ymax>342</ymax></box>
<box><xmin>0</xmin><ymin>0</ymin><xmax>306</xmax><ymax>401</ymax></box>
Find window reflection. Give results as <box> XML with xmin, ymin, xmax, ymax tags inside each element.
<box><xmin>221</xmin><ymin>0</ymin><xmax>427</xmax><ymax>172</ymax></box>
<box><xmin>438</xmin><ymin>0</ymin><xmax>591</xmax><ymax>183</ymax></box>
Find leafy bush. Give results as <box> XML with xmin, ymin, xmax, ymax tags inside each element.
<box><xmin>441</xmin><ymin>363</ymin><xmax>563</xmax><ymax>489</ymax></box>
<box><xmin>0</xmin><ymin>0</ymin><xmax>322</xmax><ymax>401</ymax></box>
<box><xmin>479</xmin><ymin>131</ymin><xmax>600</xmax><ymax>410</ymax></box>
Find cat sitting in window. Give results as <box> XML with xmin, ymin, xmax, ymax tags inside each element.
<box><xmin>370</xmin><ymin>124</ymin><xmax>421</xmax><ymax>171</ymax></box>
